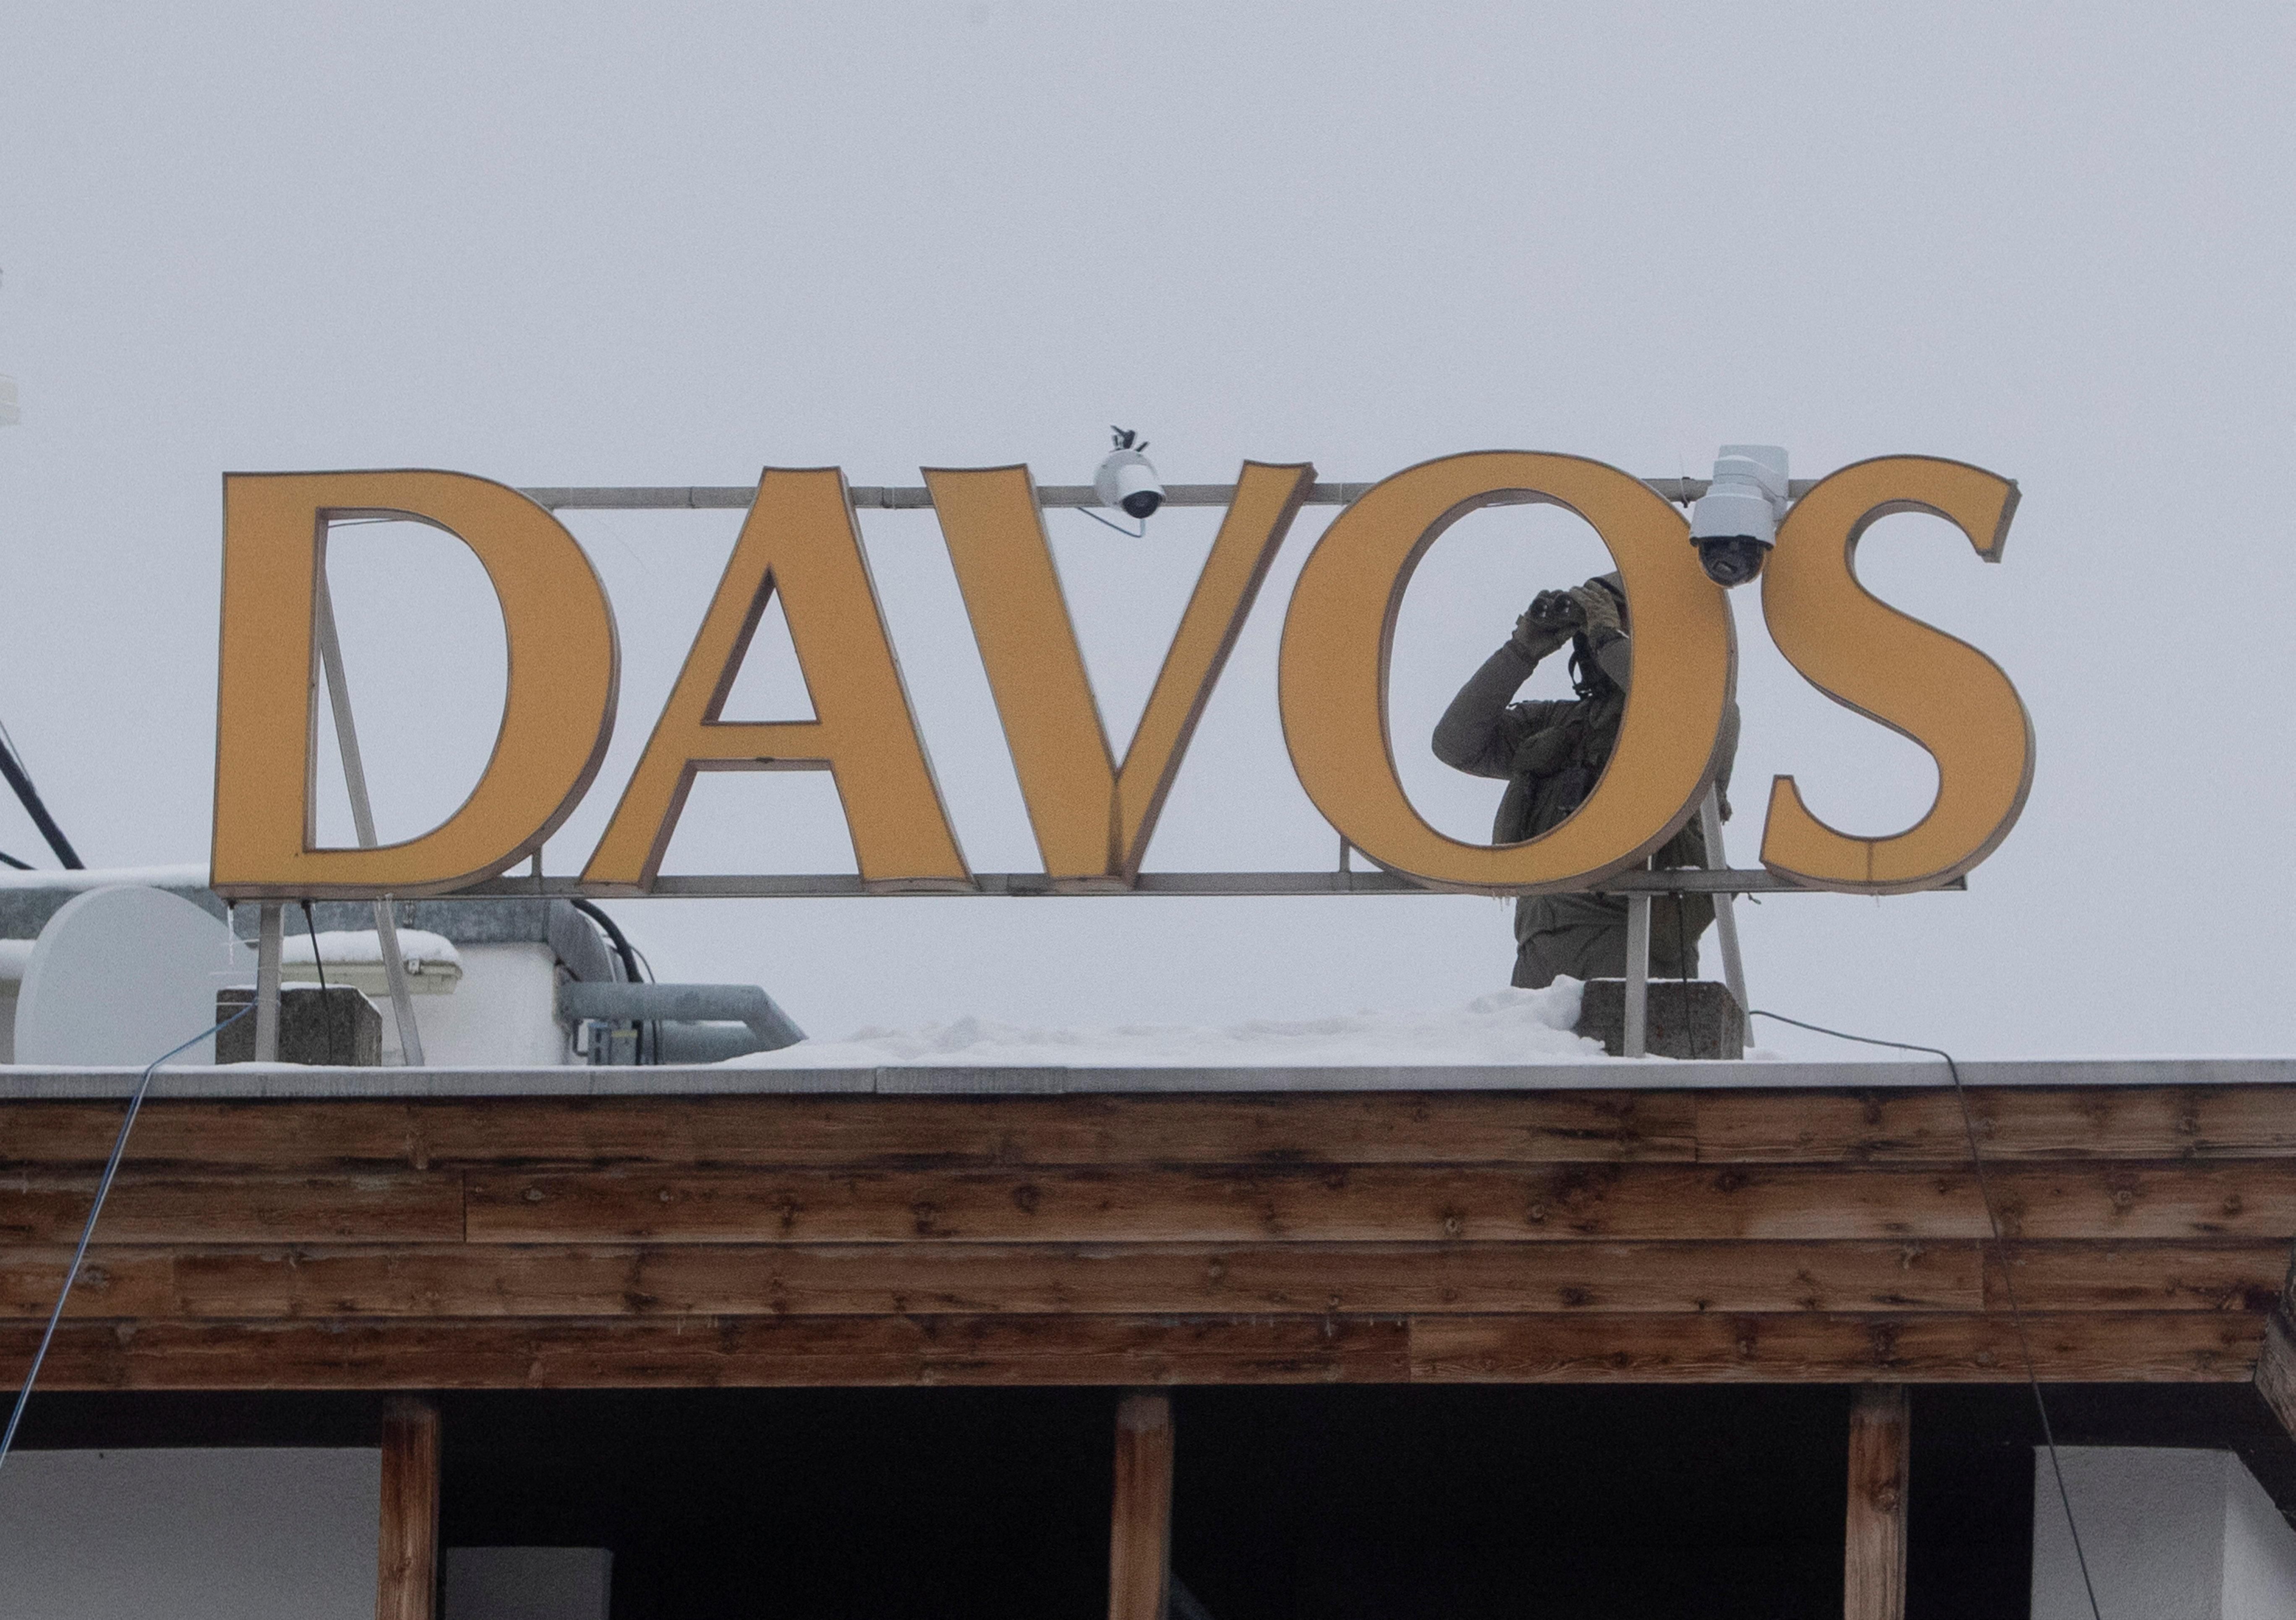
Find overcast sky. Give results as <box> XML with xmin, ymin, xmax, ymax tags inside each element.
<box><xmin>2</xmin><ymin>2</ymin><xmax>2290</xmax><ymax>1058</ymax></box>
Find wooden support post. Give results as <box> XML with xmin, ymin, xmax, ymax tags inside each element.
<box><xmin>1844</xmin><ymin>1384</ymin><xmax>1909</xmax><ymax>1620</ymax></box>
<box><xmin>1108</xmin><ymin>1389</ymin><xmax>1174</xmax><ymax>1620</ymax></box>
<box><xmin>377</xmin><ymin>1397</ymin><xmax>441</xmax><ymax>1620</ymax></box>
<box><xmin>2259</xmin><ymin>1306</ymin><xmax>2296</xmax><ymax>1442</ymax></box>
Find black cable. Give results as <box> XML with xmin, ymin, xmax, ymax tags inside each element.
<box><xmin>0</xmin><ymin>724</ymin><xmax>83</xmax><ymax>869</ymax></box>
<box><xmin>0</xmin><ymin>997</ymin><xmax>259</xmax><ymax>1474</ymax></box>
<box><xmin>0</xmin><ymin>848</ymin><xmax>29</xmax><ymax>871</ymax></box>
<box><xmin>300</xmin><ymin>900</ymin><xmax>338</xmax><ymax>1066</ymax></box>
<box><xmin>1751</xmin><ymin>1010</ymin><xmax>2105</xmax><ymax>1620</ymax></box>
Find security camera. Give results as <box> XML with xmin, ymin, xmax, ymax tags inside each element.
<box><xmin>1094</xmin><ymin>427</ymin><xmax>1164</xmax><ymax>520</ymax></box>
<box><xmin>1688</xmin><ymin>445</ymin><xmax>1790</xmax><ymax>586</ymax></box>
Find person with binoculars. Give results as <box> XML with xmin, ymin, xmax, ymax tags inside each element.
<box><xmin>1431</xmin><ymin>574</ymin><xmax>1739</xmax><ymax>989</ymax></box>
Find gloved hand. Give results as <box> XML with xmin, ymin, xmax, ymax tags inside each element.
<box><xmin>1571</xmin><ymin>583</ymin><xmax>1625</xmax><ymax>649</ymax></box>
<box><xmin>1511</xmin><ymin>590</ymin><xmax>1581</xmax><ymax>660</ymax></box>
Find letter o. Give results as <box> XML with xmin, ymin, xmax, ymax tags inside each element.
<box><xmin>1276</xmin><ymin>452</ymin><xmax>1734</xmax><ymax>894</ymax></box>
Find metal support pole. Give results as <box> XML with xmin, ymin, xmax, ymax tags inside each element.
<box><xmin>253</xmin><ymin>902</ymin><xmax>282</xmax><ymax>1062</ymax></box>
<box><xmin>1623</xmin><ymin>893</ymin><xmax>1652</xmax><ymax>1058</ymax></box>
<box><xmin>312</xmin><ymin>557</ymin><xmax>425</xmax><ymax>1065</ymax></box>
<box><xmin>1700</xmin><ymin>788</ymin><xmax>1750</xmax><ymax>1016</ymax></box>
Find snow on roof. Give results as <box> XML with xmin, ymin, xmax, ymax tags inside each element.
<box><xmin>723</xmin><ymin>985</ymin><xmax>1611</xmax><ymax>1067</ymax></box>
<box><xmin>258</xmin><ymin>929</ymin><xmax>461</xmax><ymax>969</ymax></box>
<box><xmin>0</xmin><ymin>863</ymin><xmax>209</xmax><ymax>892</ymax></box>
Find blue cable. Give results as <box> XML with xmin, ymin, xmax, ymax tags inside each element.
<box><xmin>0</xmin><ymin>997</ymin><xmax>259</xmax><ymax>1473</ymax></box>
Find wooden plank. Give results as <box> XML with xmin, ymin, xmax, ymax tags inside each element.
<box><xmin>1696</xmin><ymin>1088</ymin><xmax>2296</xmax><ymax>1163</ymax></box>
<box><xmin>0</xmin><ymin>1092</ymin><xmax>1697</xmax><ymax>1169</ymax></box>
<box><xmin>1983</xmin><ymin>1241</ymin><xmax>2291</xmax><ymax>1313</ymax></box>
<box><xmin>464</xmin><ymin>1163</ymin><xmax>2296</xmax><ymax>1246</ymax></box>
<box><xmin>0</xmin><ymin>1102</ymin><xmax>428</xmax><ymax>1170</ymax></box>
<box><xmin>0</xmin><ymin>1314</ymin><xmax>1413</xmax><ymax>1389</ymax></box>
<box><xmin>376</xmin><ymin>1397</ymin><xmax>440</xmax><ymax>1620</ymax></box>
<box><xmin>9</xmin><ymin>1087</ymin><xmax>2293</xmax><ymax>1174</ymax></box>
<box><xmin>0</xmin><ymin>1174</ymin><xmax>462</xmax><ymax>1245</ymax></box>
<box><xmin>0</xmin><ymin>1239</ymin><xmax>1991</xmax><ymax>1320</ymax></box>
<box><xmin>13</xmin><ymin>1239</ymin><xmax>2276</xmax><ymax>1322</ymax></box>
<box><xmin>0</xmin><ymin>1311</ymin><xmax>2257</xmax><ymax>1389</ymax></box>
<box><xmin>1108</xmin><ymin>1391</ymin><xmax>1173</xmax><ymax>1620</ymax></box>
<box><xmin>1844</xmin><ymin>1385</ymin><xmax>1908</xmax><ymax>1620</ymax></box>
<box><xmin>1409</xmin><ymin>1311</ymin><xmax>2265</xmax><ymax>1383</ymax></box>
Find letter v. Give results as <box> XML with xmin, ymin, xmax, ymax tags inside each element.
<box><xmin>926</xmin><ymin>462</ymin><xmax>1316</xmax><ymax>885</ymax></box>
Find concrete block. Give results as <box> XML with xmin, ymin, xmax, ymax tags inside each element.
<box><xmin>217</xmin><ymin>986</ymin><xmax>382</xmax><ymax>1066</ymax></box>
<box><xmin>445</xmin><ymin>1547</ymin><xmax>614</xmax><ymax>1620</ymax></box>
<box><xmin>1574</xmin><ymin>978</ymin><xmax>1745</xmax><ymax>1059</ymax></box>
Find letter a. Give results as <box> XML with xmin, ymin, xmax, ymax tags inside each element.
<box><xmin>582</xmin><ymin>468</ymin><xmax>971</xmax><ymax>892</ymax></box>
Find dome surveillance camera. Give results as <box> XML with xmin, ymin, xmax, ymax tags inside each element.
<box><xmin>1094</xmin><ymin>427</ymin><xmax>1164</xmax><ymax>520</ymax></box>
<box><xmin>1688</xmin><ymin>445</ymin><xmax>1789</xmax><ymax>586</ymax></box>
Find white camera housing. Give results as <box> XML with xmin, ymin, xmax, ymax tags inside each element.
<box><xmin>1094</xmin><ymin>447</ymin><xmax>1164</xmax><ymax>520</ymax></box>
<box><xmin>1688</xmin><ymin>444</ymin><xmax>1790</xmax><ymax>585</ymax></box>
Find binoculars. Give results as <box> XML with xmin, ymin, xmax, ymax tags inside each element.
<box><xmin>1525</xmin><ymin>590</ymin><xmax>1586</xmax><ymax>631</ymax></box>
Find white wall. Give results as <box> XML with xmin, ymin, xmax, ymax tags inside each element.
<box><xmin>402</xmin><ymin>943</ymin><xmax>569</xmax><ymax>1067</ymax></box>
<box><xmin>2220</xmin><ymin>1453</ymin><xmax>2296</xmax><ymax>1620</ymax></box>
<box><xmin>0</xmin><ymin>1447</ymin><xmax>379</xmax><ymax>1620</ymax></box>
<box><xmin>2032</xmin><ymin>1447</ymin><xmax>2296</xmax><ymax>1620</ymax></box>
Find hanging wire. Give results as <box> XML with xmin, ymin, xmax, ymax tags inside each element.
<box><xmin>1075</xmin><ymin>506</ymin><xmax>1146</xmax><ymax>539</ymax></box>
<box><xmin>1750</xmin><ymin>1010</ymin><xmax>2106</xmax><ymax>1620</ymax></box>
<box><xmin>0</xmin><ymin>998</ymin><xmax>261</xmax><ymax>1473</ymax></box>
<box><xmin>300</xmin><ymin>899</ymin><xmax>339</xmax><ymax>1066</ymax></box>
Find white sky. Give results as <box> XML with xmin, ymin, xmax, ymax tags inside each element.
<box><xmin>1</xmin><ymin>3</ymin><xmax>2290</xmax><ymax>1058</ymax></box>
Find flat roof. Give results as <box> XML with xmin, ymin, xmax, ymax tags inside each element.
<box><xmin>2</xmin><ymin>1054</ymin><xmax>2291</xmax><ymax>1099</ymax></box>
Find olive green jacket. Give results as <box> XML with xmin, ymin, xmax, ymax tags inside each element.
<box><xmin>1431</xmin><ymin>637</ymin><xmax>1739</xmax><ymax>963</ymax></box>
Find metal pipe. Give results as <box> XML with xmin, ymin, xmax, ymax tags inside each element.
<box><xmin>516</xmin><ymin>477</ymin><xmax>1821</xmax><ymax>514</ymax></box>
<box><xmin>312</xmin><ymin>558</ymin><xmax>426</xmax><ymax>1066</ymax></box>
<box><xmin>458</xmin><ymin>866</ymin><xmax>1938</xmax><ymax>901</ymax></box>
<box><xmin>1699</xmin><ymin>788</ymin><xmax>1750</xmax><ymax>1016</ymax></box>
<box><xmin>0</xmin><ymin>730</ymin><xmax>83</xmax><ymax>869</ymax></box>
<box><xmin>1623</xmin><ymin>894</ymin><xmax>1652</xmax><ymax>1059</ymax></box>
<box><xmin>557</xmin><ymin>982</ymin><xmax>805</xmax><ymax>1051</ymax></box>
<box><xmin>253</xmin><ymin>903</ymin><xmax>282</xmax><ymax>1062</ymax></box>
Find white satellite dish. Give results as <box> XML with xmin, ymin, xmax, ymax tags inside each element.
<box><xmin>14</xmin><ymin>886</ymin><xmax>231</xmax><ymax>1065</ymax></box>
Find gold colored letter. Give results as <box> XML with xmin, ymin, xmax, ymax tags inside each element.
<box><xmin>928</xmin><ymin>462</ymin><xmax>1316</xmax><ymax>884</ymax></box>
<box><xmin>1758</xmin><ymin>456</ymin><xmax>2032</xmax><ymax>892</ymax></box>
<box><xmin>1277</xmin><ymin>452</ymin><xmax>1734</xmax><ymax>894</ymax></box>
<box><xmin>211</xmin><ymin>471</ymin><xmax>619</xmax><ymax>900</ymax></box>
<box><xmin>582</xmin><ymin>467</ymin><xmax>970</xmax><ymax>892</ymax></box>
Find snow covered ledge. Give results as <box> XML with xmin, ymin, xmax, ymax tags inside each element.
<box><xmin>3</xmin><ymin>978</ymin><xmax>2293</xmax><ymax>1098</ymax></box>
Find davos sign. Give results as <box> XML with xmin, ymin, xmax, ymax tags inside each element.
<box><xmin>208</xmin><ymin>452</ymin><xmax>2032</xmax><ymax>903</ymax></box>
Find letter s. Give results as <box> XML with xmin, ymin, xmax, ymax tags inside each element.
<box><xmin>1759</xmin><ymin>456</ymin><xmax>2034</xmax><ymax>893</ymax></box>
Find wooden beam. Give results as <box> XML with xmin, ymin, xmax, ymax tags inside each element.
<box><xmin>7</xmin><ymin>1085</ymin><xmax>2296</xmax><ymax>1173</ymax></box>
<box><xmin>0</xmin><ymin>1091</ymin><xmax>1698</xmax><ymax>1169</ymax></box>
<box><xmin>1844</xmin><ymin>1385</ymin><xmax>1909</xmax><ymax>1620</ymax></box>
<box><xmin>1108</xmin><ymin>1390</ymin><xmax>1173</xmax><ymax>1620</ymax></box>
<box><xmin>2257</xmin><ymin>1312</ymin><xmax>2296</xmax><ymax>1442</ymax></box>
<box><xmin>2255</xmin><ymin>1255</ymin><xmax>2296</xmax><ymax>1443</ymax></box>
<box><xmin>1697</xmin><ymin>1087</ymin><xmax>2296</xmax><ymax>1164</ymax></box>
<box><xmin>0</xmin><ymin>1239</ymin><xmax>2005</xmax><ymax>1320</ymax></box>
<box><xmin>463</xmin><ymin>1162</ymin><xmax>2296</xmax><ymax>1246</ymax></box>
<box><xmin>0</xmin><ymin>1310</ymin><xmax>2262</xmax><ymax>1390</ymax></box>
<box><xmin>376</xmin><ymin>1396</ymin><xmax>441</xmax><ymax>1620</ymax></box>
